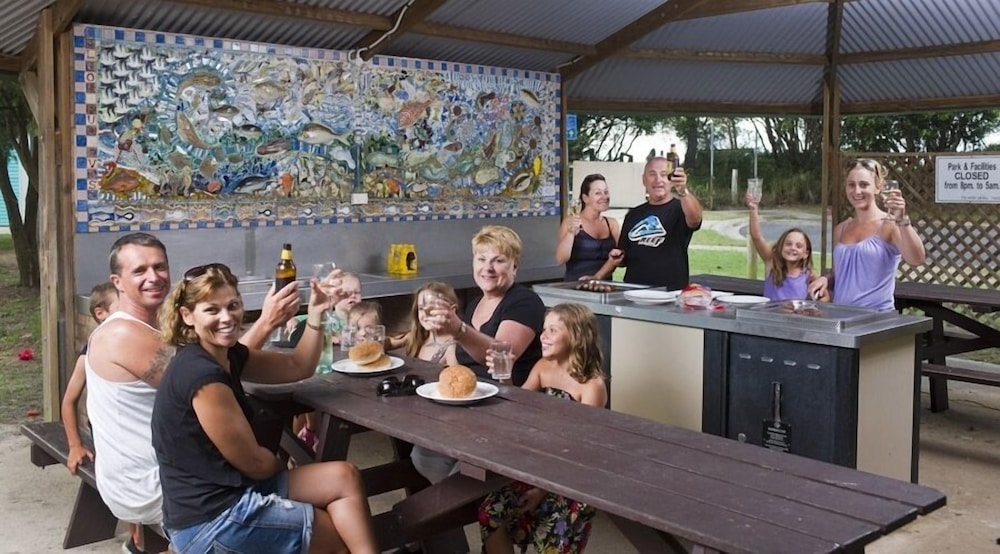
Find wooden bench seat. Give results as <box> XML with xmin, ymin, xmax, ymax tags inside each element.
<box><xmin>922</xmin><ymin>363</ymin><xmax>1000</xmax><ymax>388</ymax></box>
<box><xmin>20</xmin><ymin>421</ymin><xmax>167</xmax><ymax>551</ymax></box>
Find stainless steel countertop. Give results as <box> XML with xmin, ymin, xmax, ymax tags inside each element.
<box><xmin>77</xmin><ymin>263</ymin><xmax>564</xmax><ymax>313</ymax></box>
<box><xmin>534</xmin><ymin>285</ymin><xmax>932</xmax><ymax>349</ymax></box>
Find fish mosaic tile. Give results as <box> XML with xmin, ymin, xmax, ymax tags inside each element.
<box><xmin>73</xmin><ymin>25</ymin><xmax>561</xmax><ymax>233</ymax></box>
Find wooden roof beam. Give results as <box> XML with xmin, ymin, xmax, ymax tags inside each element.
<box><xmin>53</xmin><ymin>0</ymin><xmax>84</xmax><ymax>33</ymax></box>
<box><xmin>620</xmin><ymin>48</ymin><xmax>825</xmax><ymax>65</ymax></box>
<box><xmin>410</xmin><ymin>23</ymin><xmax>593</xmax><ymax>56</ymax></box>
<box><xmin>568</xmin><ymin>97</ymin><xmax>817</xmax><ymax>116</ymax></box>
<box><xmin>353</xmin><ymin>0</ymin><xmax>449</xmax><ymax>60</ymax></box>
<box><xmin>841</xmin><ymin>39</ymin><xmax>1000</xmax><ymax>65</ymax></box>
<box><xmin>0</xmin><ymin>54</ymin><xmax>21</xmax><ymax>73</ymax></box>
<box><xmin>559</xmin><ymin>0</ymin><xmax>714</xmax><ymax>80</ymax></box>
<box><xmin>678</xmin><ymin>0</ymin><xmax>832</xmax><ymax>21</ymax></box>
<box><xmin>168</xmin><ymin>0</ymin><xmax>392</xmax><ymax>29</ymax></box>
<box><xmin>841</xmin><ymin>95</ymin><xmax>1000</xmax><ymax>115</ymax></box>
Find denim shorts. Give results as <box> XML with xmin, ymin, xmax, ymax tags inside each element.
<box><xmin>166</xmin><ymin>471</ymin><xmax>314</xmax><ymax>554</ymax></box>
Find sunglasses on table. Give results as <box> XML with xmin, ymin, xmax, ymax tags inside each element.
<box><xmin>376</xmin><ymin>374</ymin><xmax>426</xmax><ymax>397</ymax></box>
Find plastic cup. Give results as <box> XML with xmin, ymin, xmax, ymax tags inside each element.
<box><xmin>748</xmin><ymin>178</ymin><xmax>763</xmax><ymax>203</ymax></box>
<box><xmin>490</xmin><ymin>340</ymin><xmax>513</xmax><ymax>381</ymax></box>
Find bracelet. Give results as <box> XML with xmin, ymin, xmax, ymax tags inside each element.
<box><xmin>306</xmin><ymin>320</ymin><xmax>323</xmax><ymax>331</ymax></box>
<box><xmin>457</xmin><ymin>321</ymin><xmax>467</xmax><ymax>337</ymax></box>
<box><xmin>898</xmin><ymin>215</ymin><xmax>911</xmax><ymax>227</ymax></box>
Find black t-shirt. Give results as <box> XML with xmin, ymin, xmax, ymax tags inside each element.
<box><xmin>618</xmin><ymin>200</ymin><xmax>700</xmax><ymax>289</ymax></box>
<box><xmin>455</xmin><ymin>284</ymin><xmax>545</xmax><ymax>386</ymax></box>
<box><xmin>152</xmin><ymin>342</ymin><xmax>254</xmax><ymax>528</ymax></box>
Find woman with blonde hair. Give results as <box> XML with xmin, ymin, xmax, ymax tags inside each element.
<box><xmin>808</xmin><ymin>158</ymin><xmax>926</xmax><ymax>310</ymax></box>
<box><xmin>151</xmin><ymin>263</ymin><xmax>377</xmax><ymax>554</ymax></box>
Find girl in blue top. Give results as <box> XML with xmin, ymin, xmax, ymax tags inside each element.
<box><xmin>747</xmin><ymin>193</ymin><xmax>825</xmax><ymax>301</ymax></box>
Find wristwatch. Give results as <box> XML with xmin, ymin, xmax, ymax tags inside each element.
<box><xmin>898</xmin><ymin>215</ymin><xmax>911</xmax><ymax>227</ymax></box>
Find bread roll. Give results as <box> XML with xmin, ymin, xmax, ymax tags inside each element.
<box><xmin>349</xmin><ymin>341</ymin><xmax>383</xmax><ymax>365</ymax></box>
<box><xmin>437</xmin><ymin>365</ymin><xmax>477</xmax><ymax>398</ymax></box>
<box><xmin>357</xmin><ymin>354</ymin><xmax>392</xmax><ymax>372</ymax></box>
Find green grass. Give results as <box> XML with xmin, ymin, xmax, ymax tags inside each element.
<box><xmin>0</xmin><ymin>238</ymin><xmax>43</xmax><ymax>424</ymax></box>
<box><xmin>689</xmin><ymin>228</ymin><xmax>745</xmax><ymax>247</ymax></box>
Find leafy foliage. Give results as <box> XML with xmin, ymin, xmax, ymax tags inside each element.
<box><xmin>0</xmin><ymin>75</ymin><xmax>39</xmax><ymax>287</ymax></box>
<box><xmin>840</xmin><ymin>111</ymin><xmax>1000</xmax><ymax>153</ymax></box>
<box><xmin>567</xmin><ymin>114</ymin><xmax>661</xmax><ymax>162</ymax></box>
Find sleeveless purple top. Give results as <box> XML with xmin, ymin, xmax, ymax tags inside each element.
<box><xmin>564</xmin><ymin>218</ymin><xmax>615</xmax><ymax>281</ymax></box>
<box><xmin>763</xmin><ymin>270</ymin><xmax>810</xmax><ymax>301</ymax></box>
<box><xmin>833</xmin><ymin>235</ymin><xmax>900</xmax><ymax>311</ymax></box>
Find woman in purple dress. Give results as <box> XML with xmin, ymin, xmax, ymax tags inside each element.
<box><xmin>808</xmin><ymin>158</ymin><xmax>926</xmax><ymax>310</ymax></box>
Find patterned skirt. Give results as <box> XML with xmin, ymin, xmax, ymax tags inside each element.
<box><xmin>479</xmin><ymin>480</ymin><xmax>595</xmax><ymax>554</ymax></box>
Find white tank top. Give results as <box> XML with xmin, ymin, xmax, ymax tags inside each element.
<box><xmin>84</xmin><ymin>311</ymin><xmax>162</xmax><ymax>524</ymax></box>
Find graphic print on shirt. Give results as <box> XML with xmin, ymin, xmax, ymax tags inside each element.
<box><xmin>628</xmin><ymin>215</ymin><xmax>666</xmax><ymax>247</ymax></box>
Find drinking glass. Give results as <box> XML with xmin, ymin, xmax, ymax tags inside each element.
<box><xmin>358</xmin><ymin>324</ymin><xmax>386</xmax><ymax>347</ymax></box>
<box><xmin>490</xmin><ymin>340</ymin><xmax>513</xmax><ymax>381</ymax></box>
<box><xmin>881</xmin><ymin>180</ymin><xmax>900</xmax><ymax>221</ymax></box>
<box><xmin>340</xmin><ymin>325</ymin><xmax>357</xmax><ymax>352</ymax></box>
<box><xmin>313</xmin><ymin>262</ymin><xmax>337</xmax><ymax>295</ymax></box>
<box><xmin>747</xmin><ymin>178</ymin><xmax>763</xmax><ymax>204</ymax></box>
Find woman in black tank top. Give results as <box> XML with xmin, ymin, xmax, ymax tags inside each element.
<box><xmin>555</xmin><ymin>174</ymin><xmax>623</xmax><ymax>281</ymax></box>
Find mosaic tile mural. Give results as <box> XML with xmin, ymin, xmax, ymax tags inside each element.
<box><xmin>73</xmin><ymin>25</ymin><xmax>561</xmax><ymax>233</ymax></box>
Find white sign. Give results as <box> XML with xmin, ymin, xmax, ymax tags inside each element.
<box><xmin>935</xmin><ymin>155</ymin><xmax>1000</xmax><ymax>203</ymax></box>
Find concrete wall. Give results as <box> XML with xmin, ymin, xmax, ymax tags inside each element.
<box><xmin>74</xmin><ymin>215</ymin><xmax>560</xmax><ymax>297</ymax></box>
<box><xmin>571</xmin><ymin>161</ymin><xmax>647</xmax><ymax>209</ymax></box>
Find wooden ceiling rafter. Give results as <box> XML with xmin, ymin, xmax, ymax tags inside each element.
<box><xmin>559</xmin><ymin>0</ymin><xmax>714</xmax><ymax>80</ymax></box>
<box><xmin>841</xmin><ymin>39</ymin><xmax>1000</xmax><ymax>65</ymax></box>
<box><xmin>567</xmin><ymin>97</ymin><xmax>817</xmax><ymax>116</ymax></box>
<box><xmin>167</xmin><ymin>0</ymin><xmax>392</xmax><ymax>29</ymax></box>
<box><xmin>0</xmin><ymin>54</ymin><xmax>20</xmax><ymax>72</ymax></box>
<box><xmin>677</xmin><ymin>0</ymin><xmax>834</xmax><ymax>22</ymax></box>
<box><xmin>620</xmin><ymin>48</ymin><xmax>825</xmax><ymax>65</ymax></box>
<box><xmin>410</xmin><ymin>23</ymin><xmax>593</xmax><ymax>56</ymax></box>
<box><xmin>841</xmin><ymin>94</ymin><xmax>1000</xmax><ymax>115</ymax></box>
<box><xmin>352</xmin><ymin>0</ymin><xmax>450</xmax><ymax>60</ymax></box>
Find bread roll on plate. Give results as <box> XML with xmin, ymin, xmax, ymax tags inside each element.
<box><xmin>349</xmin><ymin>341</ymin><xmax>390</xmax><ymax>371</ymax></box>
<box><xmin>437</xmin><ymin>365</ymin><xmax>477</xmax><ymax>398</ymax></box>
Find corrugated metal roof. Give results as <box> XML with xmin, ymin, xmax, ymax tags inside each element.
<box><xmin>426</xmin><ymin>0</ymin><xmax>663</xmax><ymax>44</ymax></box>
<box><xmin>386</xmin><ymin>34</ymin><xmax>574</xmax><ymax>72</ymax></box>
<box><xmin>1</xmin><ymin>0</ymin><xmax>998</xmax><ymax>114</ymax></box>
<box><xmin>566</xmin><ymin>58</ymin><xmax>824</xmax><ymax>105</ymax></box>
<box><xmin>634</xmin><ymin>3</ymin><xmax>827</xmax><ymax>54</ymax></box>
<box><xmin>0</xmin><ymin>0</ymin><xmax>53</xmax><ymax>56</ymax></box>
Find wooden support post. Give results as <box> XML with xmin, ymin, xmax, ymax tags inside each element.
<box><xmin>36</xmin><ymin>8</ymin><xmax>61</xmax><ymax>420</ymax></box>
<box><xmin>57</xmin><ymin>27</ymin><xmax>77</xmax><ymax>403</ymax></box>
<box><xmin>820</xmin><ymin>1</ymin><xmax>844</xmax><ymax>272</ymax></box>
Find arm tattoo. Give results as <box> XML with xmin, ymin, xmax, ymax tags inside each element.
<box><xmin>141</xmin><ymin>345</ymin><xmax>175</xmax><ymax>384</ymax></box>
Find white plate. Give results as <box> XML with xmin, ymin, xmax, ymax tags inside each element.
<box><xmin>667</xmin><ymin>290</ymin><xmax>735</xmax><ymax>300</ymax></box>
<box><xmin>717</xmin><ymin>295</ymin><xmax>771</xmax><ymax>305</ymax></box>
<box><xmin>416</xmin><ymin>381</ymin><xmax>500</xmax><ymax>405</ymax></box>
<box><xmin>331</xmin><ymin>356</ymin><xmax>404</xmax><ymax>375</ymax></box>
<box><xmin>623</xmin><ymin>290</ymin><xmax>678</xmax><ymax>305</ymax></box>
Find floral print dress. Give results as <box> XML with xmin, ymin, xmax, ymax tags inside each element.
<box><xmin>478</xmin><ymin>387</ymin><xmax>596</xmax><ymax>554</ymax></box>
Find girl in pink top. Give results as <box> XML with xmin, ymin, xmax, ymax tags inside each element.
<box><xmin>746</xmin><ymin>193</ymin><xmax>825</xmax><ymax>301</ymax></box>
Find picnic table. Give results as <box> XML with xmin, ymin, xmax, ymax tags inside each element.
<box><xmin>690</xmin><ymin>274</ymin><xmax>1000</xmax><ymax>412</ymax></box>
<box><xmin>246</xmin><ymin>354</ymin><xmax>944</xmax><ymax>554</ymax></box>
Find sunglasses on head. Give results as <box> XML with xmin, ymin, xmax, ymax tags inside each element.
<box><xmin>183</xmin><ymin>263</ymin><xmax>232</xmax><ymax>282</ymax></box>
<box><xmin>376</xmin><ymin>374</ymin><xmax>426</xmax><ymax>397</ymax></box>
<box><xmin>846</xmin><ymin>158</ymin><xmax>880</xmax><ymax>172</ymax></box>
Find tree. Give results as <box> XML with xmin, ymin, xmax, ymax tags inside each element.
<box><xmin>567</xmin><ymin>114</ymin><xmax>661</xmax><ymax>162</ymax></box>
<box><xmin>840</xmin><ymin>111</ymin><xmax>1000</xmax><ymax>153</ymax></box>
<box><xmin>0</xmin><ymin>76</ymin><xmax>39</xmax><ymax>287</ymax></box>
<box><xmin>756</xmin><ymin>117</ymin><xmax>822</xmax><ymax>171</ymax></box>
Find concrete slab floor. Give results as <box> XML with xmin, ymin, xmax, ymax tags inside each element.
<box><xmin>3</xmin><ymin>377</ymin><xmax>999</xmax><ymax>553</ymax></box>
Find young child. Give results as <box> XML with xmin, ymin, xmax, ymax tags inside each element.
<box><xmin>402</xmin><ymin>282</ymin><xmax>460</xmax><ymax>366</ymax></box>
<box><xmin>62</xmin><ymin>282</ymin><xmax>147</xmax><ymax>554</ymax></box>
<box><xmin>297</xmin><ymin>300</ymin><xmax>384</xmax><ymax>449</ymax></box>
<box><xmin>479</xmin><ymin>303</ymin><xmax>607</xmax><ymax>554</ymax></box>
<box><xmin>747</xmin><ymin>193</ymin><xmax>827</xmax><ymax>301</ymax></box>
<box><xmin>288</xmin><ymin>271</ymin><xmax>362</xmax><ymax>344</ymax></box>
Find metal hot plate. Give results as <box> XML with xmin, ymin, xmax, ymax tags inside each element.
<box><xmin>533</xmin><ymin>280</ymin><xmax>652</xmax><ymax>303</ymax></box>
<box><xmin>735</xmin><ymin>300</ymin><xmax>894</xmax><ymax>331</ymax></box>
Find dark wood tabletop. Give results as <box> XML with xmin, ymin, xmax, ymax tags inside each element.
<box><xmin>248</xmin><ymin>355</ymin><xmax>944</xmax><ymax>554</ymax></box>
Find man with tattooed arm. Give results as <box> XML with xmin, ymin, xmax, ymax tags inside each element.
<box><xmin>84</xmin><ymin>232</ymin><xmax>299</xmax><ymax>553</ymax></box>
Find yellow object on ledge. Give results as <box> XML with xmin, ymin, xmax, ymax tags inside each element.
<box><xmin>388</xmin><ymin>243</ymin><xmax>418</xmax><ymax>275</ymax></box>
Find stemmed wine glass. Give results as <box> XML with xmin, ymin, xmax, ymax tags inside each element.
<box><xmin>881</xmin><ymin>180</ymin><xmax>900</xmax><ymax>221</ymax></box>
